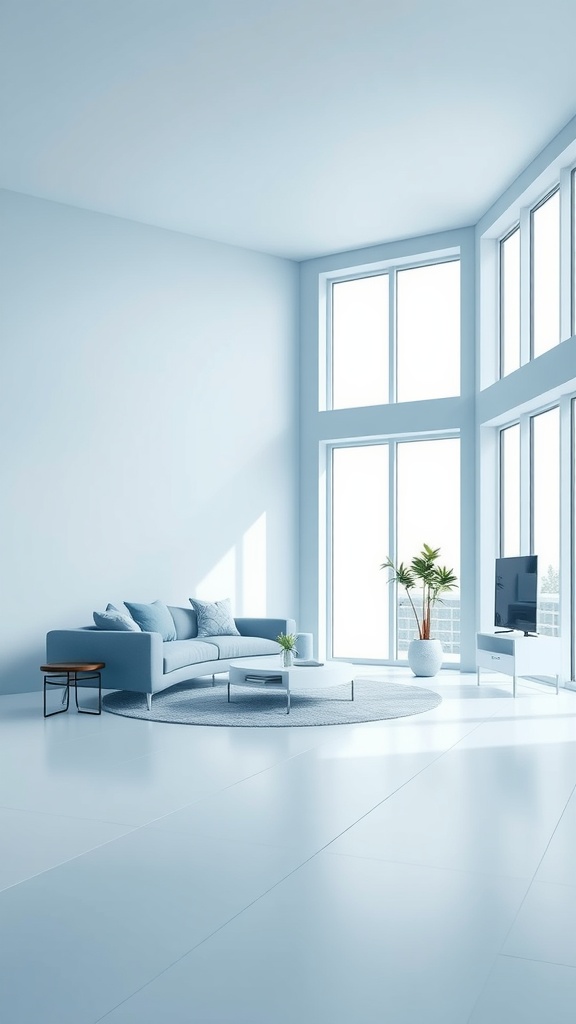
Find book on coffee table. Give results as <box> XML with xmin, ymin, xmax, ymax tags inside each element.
<box><xmin>244</xmin><ymin>674</ymin><xmax>283</xmax><ymax>684</ymax></box>
<box><xmin>293</xmin><ymin>660</ymin><xmax>324</xmax><ymax>667</ymax></box>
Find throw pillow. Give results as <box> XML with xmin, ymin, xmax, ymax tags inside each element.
<box><xmin>93</xmin><ymin>605</ymin><xmax>141</xmax><ymax>631</ymax></box>
<box><xmin>123</xmin><ymin>600</ymin><xmax>177</xmax><ymax>641</ymax></box>
<box><xmin>189</xmin><ymin>597</ymin><xmax>240</xmax><ymax>637</ymax></box>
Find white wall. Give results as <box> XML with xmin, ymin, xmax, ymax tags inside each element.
<box><xmin>0</xmin><ymin>190</ymin><xmax>299</xmax><ymax>693</ymax></box>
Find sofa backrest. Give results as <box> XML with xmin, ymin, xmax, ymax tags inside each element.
<box><xmin>168</xmin><ymin>605</ymin><xmax>199</xmax><ymax>640</ymax></box>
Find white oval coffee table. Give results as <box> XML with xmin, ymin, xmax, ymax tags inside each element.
<box><xmin>228</xmin><ymin>657</ymin><xmax>355</xmax><ymax>715</ymax></box>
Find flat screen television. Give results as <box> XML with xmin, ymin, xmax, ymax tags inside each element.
<box><xmin>494</xmin><ymin>555</ymin><xmax>538</xmax><ymax>634</ymax></box>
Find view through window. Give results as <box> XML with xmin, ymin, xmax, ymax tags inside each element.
<box><xmin>531</xmin><ymin>407</ymin><xmax>560</xmax><ymax>636</ymax></box>
<box><xmin>331</xmin><ymin>259</ymin><xmax>460</xmax><ymax>409</ymax></box>
<box><xmin>331</xmin><ymin>437</ymin><xmax>460</xmax><ymax>662</ymax></box>
<box><xmin>500</xmin><ymin>423</ymin><xmax>521</xmax><ymax>557</ymax></box>
<box><xmin>500</xmin><ymin>228</ymin><xmax>520</xmax><ymax>377</ymax></box>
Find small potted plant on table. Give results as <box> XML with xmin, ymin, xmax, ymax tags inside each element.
<box><xmin>380</xmin><ymin>544</ymin><xmax>457</xmax><ymax>677</ymax></box>
<box><xmin>276</xmin><ymin>632</ymin><xmax>298</xmax><ymax>668</ymax></box>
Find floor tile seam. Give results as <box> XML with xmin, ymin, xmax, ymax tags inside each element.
<box><xmin>99</xmin><ymin>739</ymin><xmax>325</xmax><ymax>835</ymax></box>
<box><xmin>522</xmin><ymin>876</ymin><xmax>576</xmax><ymax>893</ymax></box>
<box><xmin>490</xmin><ymin>778</ymin><xmax>576</xmax><ymax>957</ymax></box>
<box><xmin>0</xmin><ymin>826</ymin><xmax>142</xmax><ymax>897</ymax></box>
<box><xmin>464</xmin><ymin>958</ymin><xmax>502</xmax><ymax>1024</ymax></box>
<box><xmin>0</xmin><ymin>745</ymin><xmax>324</xmax><ymax>887</ymax></box>
<box><xmin>91</xmin><ymin>846</ymin><xmax>332</xmax><ymax>1024</ymax></box>
<box><xmin>0</xmin><ymin>800</ymin><xmax>136</xmax><ymax>828</ymax></box>
<box><xmin>320</xmin><ymin>848</ymin><xmax>534</xmax><ymax>882</ymax></box>
<box><xmin>90</xmin><ymin>713</ymin><xmax>521</xmax><ymax>1024</ymax></box>
<box><xmin>142</xmin><ymin>824</ymin><xmax>296</xmax><ymax>852</ymax></box>
<box><xmin>314</xmin><ymin>713</ymin><xmax>504</xmax><ymax>854</ymax></box>
<box><xmin>499</xmin><ymin>952</ymin><xmax>576</xmax><ymax>971</ymax></box>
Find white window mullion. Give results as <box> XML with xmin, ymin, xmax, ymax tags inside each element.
<box><xmin>560</xmin><ymin>168</ymin><xmax>572</xmax><ymax>343</ymax></box>
<box><xmin>326</xmin><ymin>444</ymin><xmax>334</xmax><ymax>658</ymax></box>
<box><xmin>520</xmin><ymin>414</ymin><xmax>532</xmax><ymax>554</ymax></box>
<box><xmin>519</xmin><ymin>206</ymin><xmax>531</xmax><ymax>366</ymax></box>
<box><xmin>572</xmin><ymin>399</ymin><xmax>576</xmax><ymax>682</ymax></box>
<box><xmin>389</xmin><ymin>441</ymin><xmax>397</xmax><ymax>660</ymax></box>
<box><xmin>325</xmin><ymin>282</ymin><xmax>333</xmax><ymax>411</ymax></box>
<box><xmin>559</xmin><ymin>397</ymin><xmax>572</xmax><ymax>677</ymax></box>
<box><xmin>389</xmin><ymin>270</ymin><xmax>396</xmax><ymax>404</ymax></box>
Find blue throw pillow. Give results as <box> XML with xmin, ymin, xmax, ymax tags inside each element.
<box><xmin>124</xmin><ymin>600</ymin><xmax>177</xmax><ymax>641</ymax></box>
<box><xmin>189</xmin><ymin>597</ymin><xmax>240</xmax><ymax>637</ymax></box>
<box><xmin>93</xmin><ymin>605</ymin><xmax>141</xmax><ymax>631</ymax></box>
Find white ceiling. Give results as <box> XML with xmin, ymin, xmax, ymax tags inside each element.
<box><xmin>2</xmin><ymin>0</ymin><xmax>576</xmax><ymax>260</ymax></box>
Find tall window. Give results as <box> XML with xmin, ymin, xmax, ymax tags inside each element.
<box><xmin>500</xmin><ymin>228</ymin><xmax>520</xmax><ymax>377</ymax></box>
<box><xmin>396</xmin><ymin>438</ymin><xmax>460</xmax><ymax>659</ymax></box>
<box><xmin>332</xmin><ymin>445</ymin><xmax>389</xmax><ymax>659</ymax></box>
<box><xmin>532</xmin><ymin>189</ymin><xmax>560</xmax><ymax>359</ymax></box>
<box><xmin>332</xmin><ymin>275</ymin><xmax>389</xmax><ymax>409</ymax></box>
<box><xmin>331</xmin><ymin>436</ymin><xmax>460</xmax><ymax>662</ymax></box>
<box><xmin>569</xmin><ymin>399</ymin><xmax>573</xmax><ymax>679</ymax></box>
<box><xmin>330</xmin><ymin>258</ymin><xmax>460</xmax><ymax>409</ymax></box>
<box><xmin>569</xmin><ymin>171</ymin><xmax>573</xmax><ymax>335</ymax></box>
<box><xmin>500</xmin><ymin>423</ymin><xmax>521</xmax><ymax>556</ymax></box>
<box><xmin>531</xmin><ymin>407</ymin><xmax>560</xmax><ymax>636</ymax></box>
<box><xmin>396</xmin><ymin>261</ymin><xmax>460</xmax><ymax>402</ymax></box>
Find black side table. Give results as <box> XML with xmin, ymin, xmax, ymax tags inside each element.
<box><xmin>41</xmin><ymin>662</ymin><xmax>105</xmax><ymax>717</ymax></box>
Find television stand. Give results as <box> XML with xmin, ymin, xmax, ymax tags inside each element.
<box><xmin>476</xmin><ymin>632</ymin><xmax>561</xmax><ymax>696</ymax></box>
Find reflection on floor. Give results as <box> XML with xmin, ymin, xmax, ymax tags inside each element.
<box><xmin>1</xmin><ymin>670</ymin><xmax>576</xmax><ymax>1024</ymax></box>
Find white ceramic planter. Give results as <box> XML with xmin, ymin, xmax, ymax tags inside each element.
<box><xmin>407</xmin><ymin>638</ymin><xmax>443</xmax><ymax>677</ymax></box>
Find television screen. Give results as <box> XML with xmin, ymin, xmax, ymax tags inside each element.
<box><xmin>494</xmin><ymin>555</ymin><xmax>538</xmax><ymax>634</ymax></box>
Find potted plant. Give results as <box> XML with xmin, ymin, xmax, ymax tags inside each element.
<box><xmin>276</xmin><ymin>632</ymin><xmax>298</xmax><ymax>668</ymax></box>
<box><xmin>380</xmin><ymin>544</ymin><xmax>458</xmax><ymax>677</ymax></box>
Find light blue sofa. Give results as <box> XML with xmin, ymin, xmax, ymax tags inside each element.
<box><xmin>46</xmin><ymin>606</ymin><xmax>296</xmax><ymax>710</ymax></box>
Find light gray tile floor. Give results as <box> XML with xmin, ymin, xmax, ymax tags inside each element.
<box><xmin>0</xmin><ymin>671</ymin><xmax>574</xmax><ymax>1023</ymax></box>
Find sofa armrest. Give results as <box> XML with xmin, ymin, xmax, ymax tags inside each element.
<box><xmin>45</xmin><ymin>629</ymin><xmax>164</xmax><ymax>694</ymax></box>
<box><xmin>234</xmin><ymin>617</ymin><xmax>296</xmax><ymax>642</ymax></box>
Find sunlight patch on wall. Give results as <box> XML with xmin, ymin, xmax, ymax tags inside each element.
<box><xmin>242</xmin><ymin>513</ymin><xmax>267</xmax><ymax>616</ymax></box>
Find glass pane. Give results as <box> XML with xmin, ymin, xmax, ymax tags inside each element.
<box><xmin>500</xmin><ymin>424</ymin><xmax>520</xmax><ymax>556</ymax></box>
<box><xmin>332</xmin><ymin>445</ymin><xmax>388</xmax><ymax>659</ymax></box>
<box><xmin>532</xmin><ymin>190</ymin><xmax>560</xmax><ymax>358</ymax></box>
<box><xmin>569</xmin><ymin>172</ymin><xmax>573</xmax><ymax>337</ymax></box>
<box><xmin>500</xmin><ymin>229</ymin><xmax>520</xmax><ymax>377</ymax></box>
<box><xmin>569</xmin><ymin>399</ymin><xmax>573</xmax><ymax>679</ymax></box>
<box><xmin>396</xmin><ymin>261</ymin><xmax>460</xmax><ymax>402</ymax></box>
<box><xmin>396</xmin><ymin>438</ymin><xmax>460</xmax><ymax>660</ymax></box>
<box><xmin>532</xmin><ymin>407</ymin><xmax>560</xmax><ymax>636</ymax></box>
<box><xmin>332</xmin><ymin>275</ymin><xmax>388</xmax><ymax>409</ymax></box>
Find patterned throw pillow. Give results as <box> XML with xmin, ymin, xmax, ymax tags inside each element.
<box><xmin>189</xmin><ymin>597</ymin><xmax>240</xmax><ymax>637</ymax></box>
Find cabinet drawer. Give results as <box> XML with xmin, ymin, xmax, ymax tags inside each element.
<box><xmin>476</xmin><ymin>650</ymin><xmax>515</xmax><ymax>674</ymax></box>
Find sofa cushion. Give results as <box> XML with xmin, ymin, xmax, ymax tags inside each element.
<box><xmin>200</xmin><ymin>635</ymin><xmax>280</xmax><ymax>660</ymax></box>
<box><xmin>162</xmin><ymin>639</ymin><xmax>219</xmax><ymax>674</ymax></box>
<box><xmin>93</xmin><ymin>604</ymin><xmax>141</xmax><ymax>631</ymax></box>
<box><xmin>168</xmin><ymin>605</ymin><xmax>198</xmax><ymax>640</ymax></box>
<box><xmin>189</xmin><ymin>597</ymin><xmax>240</xmax><ymax>637</ymax></box>
<box><xmin>124</xmin><ymin>600</ymin><xmax>177</xmax><ymax>641</ymax></box>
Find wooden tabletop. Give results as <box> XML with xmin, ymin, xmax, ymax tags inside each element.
<box><xmin>41</xmin><ymin>663</ymin><xmax>105</xmax><ymax>673</ymax></box>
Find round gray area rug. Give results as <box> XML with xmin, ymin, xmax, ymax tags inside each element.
<box><xmin>102</xmin><ymin>677</ymin><xmax>442</xmax><ymax>727</ymax></box>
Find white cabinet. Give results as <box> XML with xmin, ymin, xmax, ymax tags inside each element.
<box><xmin>476</xmin><ymin>633</ymin><xmax>561</xmax><ymax>696</ymax></box>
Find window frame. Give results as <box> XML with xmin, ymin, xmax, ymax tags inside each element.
<box><xmin>498</xmin><ymin>224</ymin><xmax>521</xmax><ymax>379</ymax></box>
<box><xmin>327</xmin><ymin>431</ymin><xmax>461</xmax><ymax>665</ymax></box>
<box><xmin>327</xmin><ymin>255</ymin><xmax>461</xmax><ymax>411</ymax></box>
<box><xmin>530</xmin><ymin>185</ymin><xmax>561</xmax><ymax>361</ymax></box>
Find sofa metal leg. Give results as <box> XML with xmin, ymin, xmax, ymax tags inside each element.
<box><xmin>212</xmin><ymin>674</ymin><xmax>216</xmax><ymax>686</ymax></box>
<box><xmin>146</xmin><ymin>694</ymin><xmax>152</xmax><ymax>712</ymax></box>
